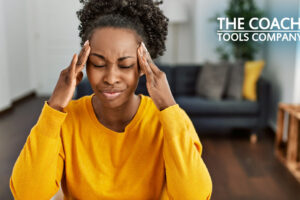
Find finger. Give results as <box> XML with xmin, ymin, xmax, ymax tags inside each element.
<box><xmin>136</xmin><ymin>43</ymin><xmax>144</xmax><ymax>75</ymax></box>
<box><xmin>138</xmin><ymin>45</ymin><xmax>153</xmax><ymax>77</ymax></box>
<box><xmin>69</xmin><ymin>53</ymin><xmax>78</xmax><ymax>74</ymax></box>
<box><xmin>141</xmin><ymin>42</ymin><xmax>161</xmax><ymax>75</ymax></box>
<box><xmin>76</xmin><ymin>47</ymin><xmax>85</xmax><ymax>66</ymax></box>
<box><xmin>138</xmin><ymin>46</ymin><xmax>156</xmax><ymax>86</ymax></box>
<box><xmin>75</xmin><ymin>45</ymin><xmax>90</xmax><ymax>74</ymax></box>
<box><xmin>139</xmin><ymin>49</ymin><xmax>156</xmax><ymax>87</ymax></box>
<box><xmin>76</xmin><ymin>41</ymin><xmax>89</xmax><ymax>68</ymax></box>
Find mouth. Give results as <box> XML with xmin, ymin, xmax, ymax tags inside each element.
<box><xmin>101</xmin><ymin>90</ymin><xmax>124</xmax><ymax>100</ymax></box>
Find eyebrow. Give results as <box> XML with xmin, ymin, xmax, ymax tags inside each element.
<box><xmin>90</xmin><ymin>53</ymin><xmax>134</xmax><ymax>61</ymax></box>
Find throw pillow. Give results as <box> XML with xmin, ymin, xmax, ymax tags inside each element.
<box><xmin>242</xmin><ymin>60</ymin><xmax>265</xmax><ymax>101</ymax></box>
<box><xmin>223</xmin><ymin>60</ymin><xmax>245</xmax><ymax>100</ymax></box>
<box><xmin>196</xmin><ymin>61</ymin><xmax>229</xmax><ymax>100</ymax></box>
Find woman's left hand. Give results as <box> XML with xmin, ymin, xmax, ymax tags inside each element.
<box><xmin>137</xmin><ymin>42</ymin><xmax>176</xmax><ymax>111</ymax></box>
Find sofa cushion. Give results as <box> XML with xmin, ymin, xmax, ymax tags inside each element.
<box><xmin>223</xmin><ymin>60</ymin><xmax>245</xmax><ymax>100</ymax></box>
<box><xmin>173</xmin><ymin>65</ymin><xmax>200</xmax><ymax>96</ymax></box>
<box><xmin>176</xmin><ymin>96</ymin><xmax>259</xmax><ymax>116</ymax></box>
<box><xmin>195</xmin><ymin>62</ymin><xmax>229</xmax><ymax>100</ymax></box>
<box><xmin>243</xmin><ymin>60</ymin><xmax>265</xmax><ymax>101</ymax></box>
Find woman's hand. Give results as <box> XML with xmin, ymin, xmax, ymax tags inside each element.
<box><xmin>137</xmin><ymin>42</ymin><xmax>176</xmax><ymax>111</ymax></box>
<box><xmin>48</xmin><ymin>40</ymin><xmax>91</xmax><ymax>111</ymax></box>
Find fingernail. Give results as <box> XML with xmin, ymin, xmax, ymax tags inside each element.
<box><xmin>142</xmin><ymin>42</ymin><xmax>149</xmax><ymax>55</ymax></box>
<box><xmin>84</xmin><ymin>40</ymin><xmax>89</xmax><ymax>46</ymax></box>
<box><xmin>142</xmin><ymin>42</ymin><xmax>146</xmax><ymax>50</ymax></box>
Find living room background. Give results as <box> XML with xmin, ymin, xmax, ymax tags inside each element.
<box><xmin>0</xmin><ymin>0</ymin><xmax>299</xmax><ymax>137</ymax></box>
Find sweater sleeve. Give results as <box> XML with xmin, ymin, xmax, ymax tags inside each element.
<box><xmin>159</xmin><ymin>104</ymin><xmax>212</xmax><ymax>200</ymax></box>
<box><xmin>10</xmin><ymin>101</ymin><xmax>67</xmax><ymax>200</ymax></box>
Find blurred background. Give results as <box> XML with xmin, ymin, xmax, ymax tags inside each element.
<box><xmin>1</xmin><ymin>0</ymin><xmax>300</xmax><ymax>199</ymax></box>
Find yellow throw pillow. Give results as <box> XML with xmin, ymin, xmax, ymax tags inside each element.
<box><xmin>242</xmin><ymin>60</ymin><xmax>265</xmax><ymax>101</ymax></box>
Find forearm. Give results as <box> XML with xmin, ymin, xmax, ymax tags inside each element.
<box><xmin>159</xmin><ymin>104</ymin><xmax>212</xmax><ymax>199</ymax></box>
<box><xmin>10</xmin><ymin>101</ymin><xmax>66</xmax><ymax>199</ymax></box>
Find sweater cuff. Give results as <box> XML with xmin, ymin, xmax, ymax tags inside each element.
<box><xmin>34</xmin><ymin>101</ymin><xmax>68</xmax><ymax>138</ymax></box>
<box><xmin>159</xmin><ymin>104</ymin><xmax>186</xmax><ymax>139</ymax></box>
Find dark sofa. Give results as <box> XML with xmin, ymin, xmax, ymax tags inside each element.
<box><xmin>75</xmin><ymin>64</ymin><xmax>270</xmax><ymax>137</ymax></box>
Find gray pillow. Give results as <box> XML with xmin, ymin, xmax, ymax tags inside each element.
<box><xmin>224</xmin><ymin>60</ymin><xmax>245</xmax><ymax>100</ymax></box>
<box><xmin>196</xmin><ymin>61</ymin><xmax>229</xmax><ymax>100</ymax></box>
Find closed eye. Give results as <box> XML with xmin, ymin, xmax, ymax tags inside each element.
<box><xmin>91</xmin><ymin>64</ymin><xmax>134</xmax><ymax>68</ymax></box>
<box><xmin>93</xmin><ymin>64</ymin><xmax>105</xmax><ymax>68</ymax></box>
<box><xmin>120</xmin><ymin>64</ymin><xmax>134</xmax><ymax>69</ymax></box>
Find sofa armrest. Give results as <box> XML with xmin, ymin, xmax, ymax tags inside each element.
<box><xmin>256</xmin><ymin>77</ymin><xmax>271</xmax><ymax>129</ymax></box>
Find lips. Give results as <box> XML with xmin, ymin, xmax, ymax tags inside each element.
<box><xmin>101</xmin><ymin>89</ymin><xmax>124</xmax><ymax>100</ymax></box>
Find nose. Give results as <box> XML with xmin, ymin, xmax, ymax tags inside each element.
<box><xmin>103</xmin><ymin>65</ymin><xmax>120</xmax><ymax>85</ymax></box>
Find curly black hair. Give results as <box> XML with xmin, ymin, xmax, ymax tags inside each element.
<box><xmin>76</xmin><ymin>0</ymin><xmax>169</xmax><ymax>59</ymax></box>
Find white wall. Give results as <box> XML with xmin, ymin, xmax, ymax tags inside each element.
<box><xmin>293</xmin><ymin>1</ymin><xmax>300</xmax><ymax>103</ymax></box>
<box><xmin>0</xmin><ymin>0</ymin><xmax>34</xmax><ymax>111</ymax></box>
<box><xmin>26</xmin><ymin>0</ymin><xmax>82</xmax><ymax>96</ymax></box>
<box><xmin>160</xmin><ymin>0</ymin><xmax>267</xmax><ymax>64</ymax></box>
<box><xmin>0</xmin><ymin>0</ymin><xmax>83</xmax><ymax>111</ymax></box>
<box><xmin>293</xmin><ymin>42</ymin><xmax>300</xmax><ymax>103</ymax></box>
<box><xmin>159</xmin><ymin>0</ymin><xmax>195</xmax><ymax>64</ymax></box>
<box><xmin>193</xmin><ymin>0</ymin><xmax>227</xmax><ymax>63</ymax></box>
<box><xmin>193</xmin><ymin>0</ymin><xmax>267</xmax><ymax>63</ymax></box>
<box><xmin>263</xmin><ymin>0</ymin><xmax>299</xmax><ymax>129</ymax></box>
<box><xmin>3</xmin><ymin>0</ymin><xmax>33</xmax><ymax>101</ymax></box>
<box><xmin>0</xmin><ymin>0</ymin><xmax>11</xmax><ymax>111</ymax></box>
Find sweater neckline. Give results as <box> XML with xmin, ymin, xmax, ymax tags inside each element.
<box><xmin>86</xmin><ymin>93</ymin><xmax>146</xmax><ymax>135</ymax></box>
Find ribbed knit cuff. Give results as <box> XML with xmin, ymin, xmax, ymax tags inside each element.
<box><xmin>34</xmin><ymin>101</ymin><xmax>68</xmax><ymax>138</ymax></box>
<box><xmin>159</xmin><ymin>104</ymin><xmax>187</xmax><ymax>140</ymax></box>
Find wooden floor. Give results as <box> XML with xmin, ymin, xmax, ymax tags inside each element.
<box><xmin>1</xmin><ymin>95</ymin><xmax>300</xmax><ymax>200</ymax></box>
<box><xmin>202</xmin><ymin>132</ymin><xmax>300</xmax><ymax>200</ymax></box>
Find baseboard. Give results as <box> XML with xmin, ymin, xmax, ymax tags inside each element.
<box><xmin>12</xmin><ymin>91</ymin><xmax>36</xmax><ymax>106</ymax></box>
<box><xmin>0</xmin><ymin>91</ymin><xmax>36</xmax><ymax>116</ymax></box>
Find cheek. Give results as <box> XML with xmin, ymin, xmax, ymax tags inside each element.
<box><xmin>86</xmin><ymin>66</ymin><xmax>101</xmax><ymax>85</ymax></box>
<box><xmin>127</xmin><ymin>67</ymin><xmax>140</xmax><ymax>85</ymax></box>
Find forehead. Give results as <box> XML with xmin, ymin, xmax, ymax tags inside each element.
<box><xmin>90</xmin><ymin>27</ymin><xmax>139</xmax><ymax>56</ymax></box>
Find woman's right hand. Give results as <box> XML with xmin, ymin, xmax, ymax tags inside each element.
<box><xmin>47</xmin><ymin>40</ymin><xmax>91</xmax><ymax>111</ymax></box>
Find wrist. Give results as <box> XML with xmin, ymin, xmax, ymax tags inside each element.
<box><xmin>47</xmin><ymin>100</ymin><xmax>64</xmax><ymax>112</ymax></box>
<box><xmin>158</xmin><ymin>99</ymin><xmax>176</xmax><ymax>111</ymax></box>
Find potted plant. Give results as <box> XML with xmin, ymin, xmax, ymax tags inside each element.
<box><xmin>212</xmin><ymin>0</ymin><xmax>264</xmax><ymax>61</ymax></box>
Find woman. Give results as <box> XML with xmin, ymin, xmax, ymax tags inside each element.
<box><xmin>10</xmin><ymin>0</ymin><xmax>212</xmax><ymax>199</ymax></box>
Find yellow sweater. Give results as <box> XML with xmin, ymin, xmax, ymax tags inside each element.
<box><xmin>10</xmin><ymin>94</ymin><xmax>212</xmax><ymax>200</ymax></box>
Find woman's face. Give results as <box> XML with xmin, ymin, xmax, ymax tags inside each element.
<box><xmin>86</xmin><ymin>27</ymin><xmax>141</xmax><ymax>108</ymax></box>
